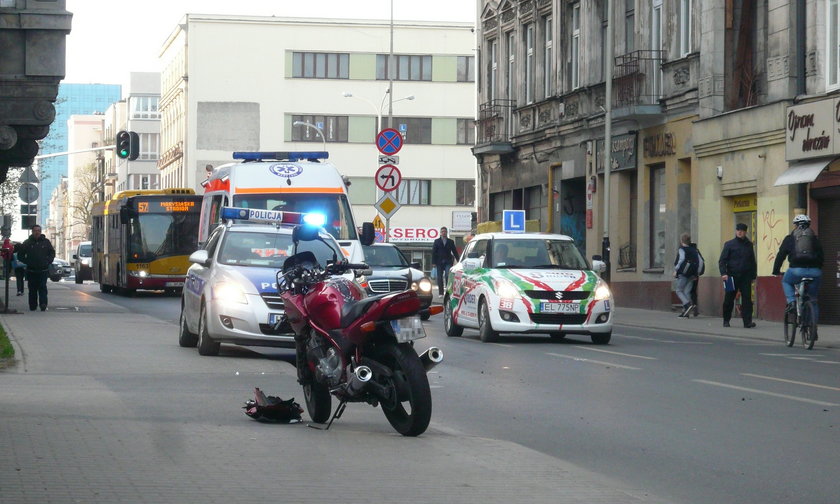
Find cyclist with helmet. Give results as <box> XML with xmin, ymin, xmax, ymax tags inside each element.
<box><xmin>772</xmin><ymin>214</ymin><xmax>824</xmax><ymax>323</ymax></box>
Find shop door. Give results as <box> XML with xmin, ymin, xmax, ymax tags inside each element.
<box><xmin>734</xmin><ymin>205</ymin><xmax>757</xmax><ymax>316</ymax></box>
<box><xmin>817</xmin><ymin>199</ymin><xmax>840</xmax><ymax>324</ymax></box>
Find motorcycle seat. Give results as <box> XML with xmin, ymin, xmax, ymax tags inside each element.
<box><xmin>340</xmin><ymin>292</ymin><xmax>391</xmax><ymax>328</ymax></box>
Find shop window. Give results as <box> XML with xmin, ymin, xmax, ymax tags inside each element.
<box><xmin>649</xmin><ymin>164</ymin><xmax>666</xmax><ymax>268</ymax></box>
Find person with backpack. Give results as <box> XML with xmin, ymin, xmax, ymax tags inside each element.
<box><xmin>772</xmin><ymin>214</ymin><xmax>824</xmax><ymax>323</ymax></box>
<box><xmin>674</xmin><ymin>233</ymin><xmax>703</xmax><ymax>317</ymax></box>
<box><xmin>689</xmin><ymin>242</ymin><xmax>705</xmax><ymax>316</ymax></box>
<box><xmin>719</xmin><ymin>222</ymin><xmax>758</xmax><ymax>328</ymax></box>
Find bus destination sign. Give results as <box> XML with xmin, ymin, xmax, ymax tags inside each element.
<box><xmin>137</xmin><ymin>199</ymin><xmax>197</xmax><ymax>213</ymax></box>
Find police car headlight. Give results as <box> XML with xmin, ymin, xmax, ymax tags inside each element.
<box><xmin>213</xmin><ymin>282</ymin><xmax>248</xmax><ymax>304</ymax></box>
<box><xmin>594</xmin><ymin>280</ymin><xmax>612</xmax><ymax>301</ymax></box>
<box><xmin>493</xmin><ymin>278</ymin><xmax>520</xmax><ymax>299</ymax></box>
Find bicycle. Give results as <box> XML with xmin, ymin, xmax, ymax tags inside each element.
<box><xmin>783</xmin><ymin>277</ymin><xmax>817</xmax><ymax>350</ymax></box>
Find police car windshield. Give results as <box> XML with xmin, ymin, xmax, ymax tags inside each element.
<box><xmin>362</xmin><ymin>244</ymin><xmax>409</xmax><ymax>267</ymax></box>
<box><xmin>232</xmin><ymin>194</ymin><xmax>357</xmax><ymax>241</ymax></box>
<box><xmin>218</xmin><ymin>230</ymin><xmax>341</xmax><ymax>268</ymax></box>
<box><xmin>491</xmin><ymin>239</ymin><xmax>589</xmax><ymax>270</ymax></box>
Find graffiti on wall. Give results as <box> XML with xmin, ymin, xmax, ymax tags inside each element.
<box><xmin>760</xmin><ymin>209</ymin><xmax>786</xmax><ymax>263</ymax></box>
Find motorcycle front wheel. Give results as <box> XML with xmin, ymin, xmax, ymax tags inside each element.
<box><xmin>374</xmin><ymin>343</ymin><xmax>432</xmax><ymax>436</ymax></box>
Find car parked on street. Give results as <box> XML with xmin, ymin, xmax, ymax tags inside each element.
<box><xmin>179</xmin><ymin>208</ymin><xmax>348</xmax><ymax>356</ymax></box>
<box><xmin>50</xmin><ymin>258</ymin><xmax>73</xmax><ymax>282</ymax></box>
<box><xmin>444</xmin><ymin>232</ymin><xmax>613</xmax><ymax>344</ymax></box>
<box><xmin>360</xmin><ymin>243</ymin><xmax>433</xmax><ymax>320</ymax></box>
<box><xmin>72</xmin><ymin>240</ymin><xmax>92</xmax><ymax>283</ymax></box>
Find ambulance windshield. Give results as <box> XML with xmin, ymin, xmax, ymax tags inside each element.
<box><xmin>232</xmin><ymin>193</ymin><xmax>358</xmax><ymax>241</ymax></box>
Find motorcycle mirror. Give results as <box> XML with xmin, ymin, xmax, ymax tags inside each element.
<box><xmin>292</xmin><ymin>224</ymin><xmax>321</xmax><ymax>243</ymax></box>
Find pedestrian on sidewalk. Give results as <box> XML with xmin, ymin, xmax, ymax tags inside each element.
<box><xmin>718</xmin><ymin>222</ymin><xmax>757</xmax><ymax>328</ymax></box>
<box><xmin>18</xmin><ymin>224</ymin><xmax>55</xmax><ymax>312</ymax></box>
<box><xmin>12</xmin><ymin>246</ymin><xmax>25</xmax><ymax>296</ymax></box>
<box><xmin>674</xmin><ymin>233</ymin><xmax>703</xmax><ymax>317</ymax></box>
<box><xmin>689</xmin><ymin>242</ymin><xmax>705</xmax><ymax>316</ymax></box>
<box><xmin>432</xmin><ymin>226</ymin><xmax>459</xmax><ymax>295</ymax></box>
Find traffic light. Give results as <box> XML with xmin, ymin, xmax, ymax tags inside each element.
<box><xmin>116</xmin><ymin>130</ymin><xmax>141</xmax><ymax>160</ymax></box>
<box><xmin>128</xmin><ymin>131</ymin><xmax>139</xmax><ymax>161</ymax></box>
<box><xmin>116</xmin><ymin>130</ymin><xmax>131</xmax><ymax>159</ymax></box>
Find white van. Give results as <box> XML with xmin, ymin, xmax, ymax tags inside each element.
<box><xmin>72</xmin><ymin>240</ymin><xmax>93</xmax><ymax>284</ymax></box>
<box><xmin>199</xmin><ymin>151</ymin><xmax>365</xmax><ymax>262</ymax></box>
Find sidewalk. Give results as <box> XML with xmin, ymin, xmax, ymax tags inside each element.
<box><xmin>430</xmin><ymin>292</ymin><xmax>840</xmax><ymax>349</ymax></box>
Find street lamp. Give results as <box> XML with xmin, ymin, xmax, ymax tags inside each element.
<box><xmin>292</xmin><ymin>120</ymin><xmax>326</xmax><ymax>152</ymax></box>
<box><xmin>342</xmin><ymin>90</ymin><xmax>415</xmax><ymax>132</ymax></box>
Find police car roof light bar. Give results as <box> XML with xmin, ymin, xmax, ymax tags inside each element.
<box><xmin>220</xmin><ymin>206</ymin><xmax>319</xmax><ymax>226</ymax></box>
<box><xmin>232</xmin><ymin>151</ymin><xmax>329</xmax><ymax>162</ymax></box>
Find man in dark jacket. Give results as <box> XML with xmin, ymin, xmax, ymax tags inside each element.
<box><xmin>718</xmin><ymin>222</ymin><xmax>758</xmax><ymax>328</ymax></box>
<box><xmin>432</xmin><ymin>226</ymin><xmax>459</xmax><ymax>295</ymax></box>
<box><xmin>772</xmin><ymin>214</ymin><xmax>824</xmax><ymax>324</ymax></box>
<box><xmin>18</xmin><ymin>224</ymin><xmax>56</xmax><ymax>311</ymax></box>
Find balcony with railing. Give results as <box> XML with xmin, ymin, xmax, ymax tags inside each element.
<box><xmin>612</xmin><ymin>50</ymin><xmax>665</xmax><ymax>121</ymax></box>
<box><xmin>474</xmin><ymin>99</ymin><xmax>516</xmax><ymax>155</ymax></box>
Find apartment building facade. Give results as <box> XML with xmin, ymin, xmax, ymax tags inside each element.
<box><xmin>157</xmin><ymin>14</ymin><xmax>477</xmax><ymax>269</ymax></box>
<box><xmin>475</xmin><ymin>0</ymin><xmax>840</xmax><ymax>323</ymax></box>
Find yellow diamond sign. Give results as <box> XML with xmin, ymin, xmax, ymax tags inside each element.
<box><xmin>375</xmin><ymin>192</ymin><xmax>401</xmax><ymax>219</ymax></box>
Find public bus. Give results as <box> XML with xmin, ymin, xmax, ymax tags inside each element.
<box><xmin>91</xmin><ymin>189</ymin><xmax>202</xmax><ymax>295</ymax></box>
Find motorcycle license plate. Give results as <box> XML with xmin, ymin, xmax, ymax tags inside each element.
<box><xmin>541</xmin><ymin>302</ymin><xmax>579</xmax><ymax>314</ymax></box>
<box><xmin>268</xmin><ymin>313</ymin><xmax>283</xmax><ymax>325</ymax></box>
<box><xmin>390</xmin><ymin>316</ymin><xmax>426</xmax><ymax>342</ymax></box>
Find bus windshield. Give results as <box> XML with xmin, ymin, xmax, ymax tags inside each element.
<box><xmin>129</xmin><ymin>213</ymin><xmax>201</xmax><ymax>262</ymax></box>
<box><xmin>232</xmin><ymin>193</ymin><xmax>358</xmax><ymax>241</ymax></box>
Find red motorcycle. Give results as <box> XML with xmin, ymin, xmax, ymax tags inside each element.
<box><xmin>276</xmin><ymin>225</ymin><xmax>443</xmax><ymax>436</ymax></box>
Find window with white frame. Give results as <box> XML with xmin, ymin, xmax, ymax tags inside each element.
<box><xmin>506</xmin><ymin>31</ymin><xmax>515</xmax><ymax>100</ymax></box>
<box><xmin>525</xmin><ymin>23</ymin><xmax>535</xmax><ymax>104</ymax></box>
<box><xmin>377</xmin><ymin>54</ymin><xmax>432</xmax><ymax>81</ymax></box>
<box><xmin>138</xmin><ymin>133</ymin><xmax>159</xmax><ymax>160</ymax></box>
<box><xmin>291</xmin><ymin>115</ymin><xmax>349</xmax><ymax>142</ymax></box>
<box><xmin>828</xmin><ymin>0</ymin><xmax>840</xmax><ymax>89</ymax></box>
<box><xmin>377</xmin><ymin>179</ymin><xmax>430</xmax><ymax>205</ymax></box>
<box><xmin>457</xmin><ymin>118</ymin><xmax>475</xmax><ymax>145</ymax></box>
<box><xmin>543</xmin><ymin>16</ymin><xmax>553</xmax><ymax>99</ymax></box>
<box><xmin>140</xmin><ymin>175</ymin><xmax>150</xmax><ymax>190</ymax></box>
<box><xmin>571</xmin><ymin>3</ymin><xmax>580</xmax><ymax>89</ymax></box>
<box><xmin>456</xmin><ymin>179</ymin><xmax>475</xmax><ymax>206</ymax></box>
<box><xmin>131</xmin><ymin>96</ymin><xmax>159</xmax><ymax>119</ymax></box>
<box><xmin>679</xmin><ymin>0</ymin><xmax>692</xmax><ymax>57</ymax></box>
<box><xmin>625</xmin><ymin>0</ymin><xmax>635</xmax><ymax>53</ymax></box>
<box><xmin>488</xmin><ymin>39</ymin><xmax>498</xmax><ymax>100</ymax></box>
<box><xmin>292</xmin><ymin>52</ymin><xmax>350</xmax><ymax>79</ymax></box>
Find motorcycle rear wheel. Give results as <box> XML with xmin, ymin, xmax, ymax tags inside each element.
<box><xmin>374</xmin><ymin>343</ymin><xmax>432</xmax><ymax>437</ymax></box>
<box><xmin>304</xmin><ymin>381</ymin><xmax>331</xmax><ymax>424</ymax></box>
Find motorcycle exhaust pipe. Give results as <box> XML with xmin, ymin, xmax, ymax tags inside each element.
<box><xmin>419</xmin><ymin>347</ymin><xmax>443</xmax><ymax>372</ymax></box>
<box><xmin>345</xmin><ymin>365</ymin><xmax>372</xmax><ymax>396</ymax></box>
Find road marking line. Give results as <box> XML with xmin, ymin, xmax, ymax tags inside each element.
<box><xmin>617</xmin><ymin>334</ymin><xmax>712</xmax><ymax>344</ymax></box>
<box><xmin>547</xmin><ymin>352</ymin><xmax>641</xmax><ymax>370</ymax></box>
<box><xmin>742</xmin><ymin>373</ymin><xmax>840</xmax><ymax>392</ymax></box>
<box><xmin>692</xmin><ymin>379</ymin><xmax>839</xmax><ymax>406</ymax></box>
<box><xmin>572</xmin><ymin>346</ymin><xmax>657</xmax><ymax>360</ymax></box>
<box><xmin>491</xmin><ymin>342</ymin><xmax>514</xmax><ymax>348</ymax></box>
<box><xmin>815</xmin><ymin>361</ymin><xmax>840</xmax><ymax>365</ymax></box>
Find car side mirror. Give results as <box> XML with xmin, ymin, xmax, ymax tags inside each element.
<box><xmin>119</xmin><ymin>207</ymin><xmax>130</xmax><ymax>225</ymax></box>
<box><xmin>360</xmin><ymin>222</ymin><xmax>375</xmax><ymax>246</ymax></box>
<box><xmin>591</xmin><ymin>257</ymin><xmax>606</xmax><ymax>273</ymax></box>
<box><xmin>72</xmin><ymin>254</ymin><xmax>78</xmax><ymax>260</ymax></box>
<box><xmin>410</xmin><ymin>261</ymin><xmax>421</xmax><ymax>269</ymax></box>
<box><xmin>462</xmin><ymin>258</ymin><xmax>482</xmax><ymax>271</ymax></box>
<box><xmin>189</xmin><ymin>250</ymin><xmax>211</xmax><ymax>267</ymax></box>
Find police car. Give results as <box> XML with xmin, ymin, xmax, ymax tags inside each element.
<box><xmin>178</xmin><ymin>207</ymin><xmax>345</xmax><ymax>356</ymax></box>
<box><xmin>444</xmin><ymin>232</ymin><xmax>613</xmax><ymax>344</ymax></box>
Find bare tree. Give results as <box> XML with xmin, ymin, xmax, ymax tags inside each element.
<box><xmin>0</xmin><ymin>167</ymin><xmax>25</xmax><ymax>217</ymax></box>
<box><xmin>68</xmin><ymin>161</ymin><xmax>98</xmax><ymax>241</ymax></box>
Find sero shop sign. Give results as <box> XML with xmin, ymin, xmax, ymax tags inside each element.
<box><xmin>388</xmin><ymin>227</ymin><xmax>440</xmax><ymax>243</ymax></box>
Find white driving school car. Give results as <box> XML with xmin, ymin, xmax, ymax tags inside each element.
<box><xmin>443</xmin><ymin>232</ymin><xmax>613</xmax><ymax>344</ymax></box>
<box><xmin>179</xmin><ymin>207</ymin><xmax>345</xmax><ymax>356</ymax></box>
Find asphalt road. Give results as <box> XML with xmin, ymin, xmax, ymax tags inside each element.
<box><xmin>20</xmin><ymin>282</ymin><xmax>840</xmax><ymax>503</ymax></box>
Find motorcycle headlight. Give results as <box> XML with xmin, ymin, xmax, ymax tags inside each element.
<box><xmin>593</xmin><ymin>280</ymin><xmax>612</xmax><ymax>301</ymax></box>
<box><xmin>213</xmin><ymin>281</ymin><xmax>248</xmax><ymax>304</ymax></box>
<box><xmin>493</xmin><ymin>278</ymin><xmax>520</xmax><ymax>299</ymax></box>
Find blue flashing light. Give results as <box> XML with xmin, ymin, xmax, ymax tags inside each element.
<box><xmin>232</xmin><ymin>151</ymin><xmax>329</xmax><ymax>162</ymax></box>
<box><xmin>302</xmin><ymin>213</ymin><xmax>326</xmax><ymax>227</ymax></box>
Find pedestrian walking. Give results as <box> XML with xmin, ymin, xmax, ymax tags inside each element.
<box><xmin>18</xmin><ymin>224</ymin><xmax>55</xmax><ymax>311</ymax></box>
<box><xmin>718</xmin><ymin>222</ymin><xmax>757</xmax><ymax>328</ymax></box>
<box><xmin>689</xmin><ymin>242</ymin><xmax>705</xmax><ymax>316</ymax></box>
<box><xmin>12</xmin><ymin>247</ymin><xmax>25</xmax><ymax>296</ymax></box>
<box><xmin>674</xmin><ymin>233</ymin><xmax>703</xmax><ymax>318</ymax></box>
<box><xmin>432</xmin><ymin>226</ymin><xmax>459</xmax><ymax>295</ymax></box>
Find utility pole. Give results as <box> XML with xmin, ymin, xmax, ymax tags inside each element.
<box><xmin>602</xmin><ymin>0</ymin><xmax>614</xmax><ymax>282</ymax></box>
<box><xmin>388</xmin><ymin>0</ymin><xmax>394</xmax><ymax>129</ymax></box>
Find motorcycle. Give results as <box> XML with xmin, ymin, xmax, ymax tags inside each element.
<box><xmin>276</xmin><ymin>224</ymin><xmax>443</xmax><ymax>436</ymax></box>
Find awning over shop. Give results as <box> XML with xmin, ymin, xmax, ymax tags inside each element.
<box><xmin>774</xmin><ymin>158</ymin><xmax>834</xmax><ymax>186</ymax></box>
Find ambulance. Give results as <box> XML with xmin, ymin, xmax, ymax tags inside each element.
<box><xmin>199</xmin><ymin>151</ymin><xmax>366</xmax><ymax>262</ymax></box>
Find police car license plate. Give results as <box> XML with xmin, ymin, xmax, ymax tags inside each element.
<box><xmin>541</xmin><ymin>302</ymin><xmax>579</xmax><ymax>314</ymax></box>
<box><xmin>268</xmin><ymin>313</ymin><xmax>283</xmax><ymax>325</ymax></box>
<box><xmin>165</xmin><ymin>282</ymin><xmax>184</xmax><ymax>287</ymax></box>
<box><xmin>390</xmin><ymin>316</ymin><xmax>426</xmax><ymax>342</ymax></box>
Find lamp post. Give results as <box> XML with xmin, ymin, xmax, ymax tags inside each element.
<box><xmin>292</xmin><ymin>120</ymin><xmax>326</xmax><ymax>152</ymax></box>
<box><xmin>342</xmin><ymin>91</ymin><xmax>415</xmax><ymax>132</ymax></box>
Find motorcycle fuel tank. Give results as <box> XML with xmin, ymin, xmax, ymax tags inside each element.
<box><xmin>304</xmin><ymin>277</ymin><xmax>366</xmax><ymax>330</ymax></box>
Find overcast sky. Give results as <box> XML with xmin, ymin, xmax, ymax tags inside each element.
<box><xmin>64</xmin><ymin>0</ymin><xmax>476</xmax><ymax>85</ymax></box>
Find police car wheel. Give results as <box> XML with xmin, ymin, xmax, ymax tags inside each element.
<box><xmin>178</xmin><ymin>307</ymin><xmax>198</xmax><ymax>348</ymax></box>
<box><xmin>197</xmin><ymin>301</ymin><xmax>220</xmax><ymax>356</ymax></box>
<box><xmin>591</xmin><ymin>332</ymin><xmax>612</xmax><ymax>345</ymax></box>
